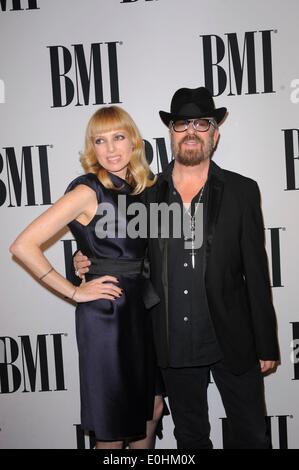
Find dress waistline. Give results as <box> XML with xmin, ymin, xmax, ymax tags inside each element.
<box><xmin>86</xmin><ymin>257</ymin><xmax>160</xmax><ymax>310</ymax></box>
<box><xmin>88</xmin><ymin>257</ymin><xmax>144</xmax><ymax>277</ymax></box>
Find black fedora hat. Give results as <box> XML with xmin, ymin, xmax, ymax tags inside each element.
<box><xmin>159</xmin><ymin>86</ymin><xmax>227</xmax><ymax>127</ymax></box>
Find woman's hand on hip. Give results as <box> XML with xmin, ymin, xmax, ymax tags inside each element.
<box><xmin>73</xmin><ymin>275</ymin><xmax>122</xmax><ymax>302</ymax></box>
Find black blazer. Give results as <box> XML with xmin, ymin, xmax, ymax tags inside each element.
<box><xmin>145</xmin><ymin>161</ymin><xmax>280</xmax><ymax>375</ymax></box>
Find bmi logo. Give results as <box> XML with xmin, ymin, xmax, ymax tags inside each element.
<box><xmin>0</xmin><ymin>138</ymin><xmax>169</xmax><ymax>208</ymax></box>
<box><xmin>266</xmin><ymin>227</ymin><xmax>285</xmax><ymax>288</ymax></box>
<box><xmin>48</xmin><ymin>42</ymin><xmax>122</xmax><ymax>107</ymax></box>
<box><xmin>0</xmin><ymin>145</ymin><xmax>52</xmax><ymax>207</ymax></box>
<box><xmin>282</xmin><ymin>128</ymin><xmax>299</xmax><ymax>191</ymax></box>
<box><xmin>201</xmin><ymin>30</ymin><xmax>275</xmax><ymax>96</ymax></box>
<box><xmin>144</xmin><ymin>137</ymin><xmax>170</xmax><ymax>172</ymax></box>
<box><xmin>0</xmin><ymin>334</ymin><xmax>66</xmax><ymax>393</ymax></box>
<box><xmin>74</xmin><ymin>426</ymin><xmax>96</xmax><ymax>450</ymax></box>
<box><xmin>0</xmin><ymin>0</ymin><xmax>39</xmax><ymax>11</ymax></box>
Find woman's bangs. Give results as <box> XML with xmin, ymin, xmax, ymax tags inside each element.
<box><xmin>90</xmin><ymin>109</ymin><xmax>129</xmax><ymax>138</ymax></box>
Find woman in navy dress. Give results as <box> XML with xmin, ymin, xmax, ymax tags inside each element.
<box><xmin>10</xmin><ymin>106</ymin><xmax>164</xmax><ymax>449</ymax></box>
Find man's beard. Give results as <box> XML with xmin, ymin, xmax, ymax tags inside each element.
<box><xmin>171</xmin><ymin>134</ymin><xmax>215</xmax><ymax>166</ymax></box>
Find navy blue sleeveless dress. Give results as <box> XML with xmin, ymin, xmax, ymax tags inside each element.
<box><xmin>65</xmin><ymin>172</ymin><xmax>157</xmax><ymax>441</ymax></box>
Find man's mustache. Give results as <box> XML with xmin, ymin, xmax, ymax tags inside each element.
<box><xmin>180</xmin><ymin>135</ymin><xmax>203</xmax><ymax>145</ymax></box>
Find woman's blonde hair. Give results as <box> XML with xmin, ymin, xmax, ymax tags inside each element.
<box><xmin>80</xmin><ymin>106</ymin><xmax>156</xmax><ymax>194</ymax></box>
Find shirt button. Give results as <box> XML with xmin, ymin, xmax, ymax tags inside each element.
<box><xmin>184</xmin><ymin>316</ymin><xmax>189</xmax><ymax>322</ymax></box>
<box><xmin>184</xmin><ymin>263</ymin><xmax>188</xmax><ymax>267</ymax></box>
<box><xmin>184</xmin><ymin>289</ymin><xmax>188</xmax><ymax>294</ymax></box>
<box><xmin>173</xmin><ymin>190</ymin><xmax>177</xmax><ymax>195</ymax></box>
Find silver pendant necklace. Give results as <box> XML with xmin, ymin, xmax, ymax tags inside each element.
<box><xmin>184</xmin><ymin>184</ymin><xmax>205</xmax><ymax>268</ymax></box>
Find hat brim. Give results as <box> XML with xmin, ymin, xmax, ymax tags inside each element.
<box><xmin>159</xmin><ymin>108</ymin><xmax>227</xmax><ymax>127</ymax></box>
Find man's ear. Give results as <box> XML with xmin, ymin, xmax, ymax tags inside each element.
<box><xmin>213</xmin><ymin>129</ymin><xmax>220</xmax><ymax>148</ymax></box>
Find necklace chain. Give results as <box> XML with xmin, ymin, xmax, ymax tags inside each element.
<box><xmin>184</xmin><ymin>183</ymin><xmax>205</xmax><ymax>220</ymax></box>
<box><xmin>184</xmin><ymin>183</ymin><xmax>206</xmax><ymax>268</ymax></box>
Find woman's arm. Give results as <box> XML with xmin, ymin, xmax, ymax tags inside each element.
<box><xmin>10</xmin><ymin>185</ymin><xmax>122</xmax><ymax>302</ymax></box>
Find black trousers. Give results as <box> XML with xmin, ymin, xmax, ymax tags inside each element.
<box><xmin>162</xmin><ymin>362</ymin><xmax>270</xmax><ymax>449</ymax></box>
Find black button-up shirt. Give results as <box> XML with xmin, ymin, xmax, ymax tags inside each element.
<box><xmin>163</xmin><ymin>166</ymin><xmax>222</xmax><ymax>367</ymax></box>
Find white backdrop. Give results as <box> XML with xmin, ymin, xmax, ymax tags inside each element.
<box><xmin>0</xmin><ymin>0</ymin><xmax>298</xmax><ymax>449</ymax></box>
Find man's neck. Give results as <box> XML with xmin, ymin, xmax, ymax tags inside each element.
<box><xmin>172</xmin><ymin>159</ymin><xmax>210</xmax><ymax>185</ymax></box>
<box><xmin>171</xmin><ymin>159</ymin><xmax>210</xmax><ymax>203</ymax></box>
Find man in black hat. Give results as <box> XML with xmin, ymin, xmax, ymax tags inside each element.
<box><xmin>74</xmin><ymin>87</ymin><xmax>279</xmax><ymax>449</ymax></box>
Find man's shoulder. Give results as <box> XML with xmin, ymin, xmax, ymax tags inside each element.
<box><xmin>222</xmin><ymin>168</ymin><xmax>257</xmax><ymax>187</ymax></box>
<box><xmin>213</xmin><ymin>162</ymin><xmax>258</xmax><ymax>190</ymax></box>
<box><xmin>211</xmin><ymin>162</ymin><xmax>260</xmax><ymax>205</ymax></box>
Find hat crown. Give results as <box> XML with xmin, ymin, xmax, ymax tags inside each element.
<box><xmin>170</xmin><ymin>87</ymin><xmax>215</xmax><ymax>116</ymax></box>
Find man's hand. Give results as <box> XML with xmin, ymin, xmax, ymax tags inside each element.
<box><xmin>259</xmin><ymin>360</ymin><xmax>277</xmax><ymax>374</ymax></box>
<box><xmin>74</xmin><ymin>250</ymin><xmax>91</xmax><ymax>280</ymax></box>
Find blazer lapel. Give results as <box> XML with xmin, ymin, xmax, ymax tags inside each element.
<box><xmin>204</xmin><ymin>163</ymin><xmax>225</xmax><ymax>274</ymax></box>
